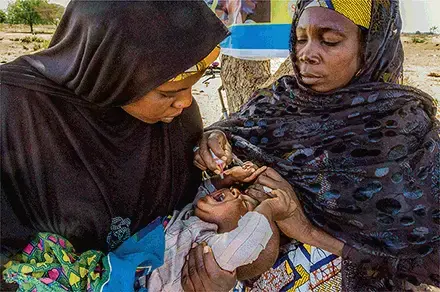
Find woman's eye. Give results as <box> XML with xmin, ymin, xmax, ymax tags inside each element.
<box><xmin>159</xmin><ymin>93</ymin><xmax>175</xmax><ymax>99</ymax></box>
<box><xmin>296</xmin><ymin>39</ymin><xmax>307</xmax><ymax>44</ymax></box>
<box><xmin>322</xmin><ymin>40</ymin><xmax>340</xmax><ymax>47</ymax></box>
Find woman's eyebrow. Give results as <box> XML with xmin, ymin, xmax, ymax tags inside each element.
<box><xmin>157</xmin><ymin>88</ymin><xmax>189</xmax><ymax>95</ymax></box>
<box><xmin>318</xmin><ymin>27</ymin><xmax>346</xmax><ymax>36</ymax></box>
<box><xmin>296</xmin><ymin>26</ymin><xmax>345</xmax><ymax>36</ymax></box>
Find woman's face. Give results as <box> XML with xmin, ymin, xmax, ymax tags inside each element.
<box><xmin>122</xmin><ymin>71</ymin><xmax>203</xmax><ymax>124</ymax></box>
<box><xmin>295</xmin><ymin>7</ymin><xmax>363</xmax><ymax>92</ymax></box>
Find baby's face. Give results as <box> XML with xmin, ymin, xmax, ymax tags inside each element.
<box><xmin>194</xmin><ymin>188</ymin><xmax>257</xmax><ymax>233</ymax></box>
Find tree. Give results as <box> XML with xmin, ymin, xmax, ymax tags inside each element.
<box><xmin>0</xmin><ymin>10</ymin><xmax>7</xmax><ymax>23</ymax></box>
<box><xmin>221</xmin><ymin>55</ymin><xmax>271</xmax><ymax>113</ymax></box>
<box><xmin>6</xmin><ymin>0</ymin><xmax>64</xmax><ymax>33</ymax></box>
<box><xmin>36</xmin><ymin>2</ymin><xmax>64</xmax><ymax>25</ymax></box>
<box><xmin>261</xmin><ymin>57</ymin><xmax>294</xmax><ymax>88</ymax></box>
<box><xmin>7</xmin><ymin>0</ymin><xmax>43</xmax><ymax>33</ymax></box>
<box><xmin>429</xmin><ymin>26</ymin><xmax>438</xmax><ymax>35</ymax></box>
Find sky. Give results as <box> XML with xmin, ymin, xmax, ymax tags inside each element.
<box><xmin>0</xmin><ymin>0</ymin><xmax>439</xmax><ymax>33</ymax></box>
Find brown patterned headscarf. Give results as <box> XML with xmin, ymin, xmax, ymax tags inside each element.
<box><xmin>210</xmin><ymin>0</ymin><xmax>439</xmax><ymax>290</ymax></box>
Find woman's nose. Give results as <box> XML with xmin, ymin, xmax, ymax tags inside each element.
<box><xmin>173</xmin><ymin>92</ymin><xmax>193</xmax><ymax>109</ymax></box>
<box><xmin>298</xmin><ymin>41</ymin><xmax>320</xmax><ymax>64</ymax></box>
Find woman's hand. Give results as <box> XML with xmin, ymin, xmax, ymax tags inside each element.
<box><xmin>254</xmin><ymin>168</ymin><xmax>344</xmax><ymax>256</ymax></box>
<box><xmin>256</xmin><ymin>189</ymin><xmax>297</xmax><ymax>222</ymax></box>
<box><xmin>182</xmin><ymin>242</ymin><xmax>237</xmax><ymax>292</ymax></box>
<box><xmin>245</xmin><ymin>184</ymin><xmax>272</xmax><ymax>203</ymax></box>
<box><xmin>224</xmin><ymin>162</ymin><xmax>267</xmax><ymax>183</ymax></box>
<box><xmin>254</xmin><ymin>168</ymin><xmax>315</xmax><ymax>242</ymax></box>
<box><xmin>193</xmin><ymin>130</ymin><xmax>232</xmax><ymax>173</ymax></box>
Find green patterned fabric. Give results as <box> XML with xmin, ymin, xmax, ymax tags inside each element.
<box><xmin>2</xmin><ymin>233</ymin><xmax>110</xmax><ymax>292</ymax></box>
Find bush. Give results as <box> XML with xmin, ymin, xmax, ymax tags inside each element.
<box><xmin>411</xmin><ymin>36</ymin><xmax>426</xmax><ymax>44</ymax></box>
<box><xmin>21</xmin><ymin>35</ymin><xmax>45</xmax><ymax>43</ymax></box>
<box><xmin>32</xmin><ymin>39</ymin><xmax>50</xmax><ymax>51</ymax></box>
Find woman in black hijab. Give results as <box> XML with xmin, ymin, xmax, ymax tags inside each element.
<box><xmin>1</xmin><ymin>0</ymin><xmax>228</xmax><ymax>267</ymax></box>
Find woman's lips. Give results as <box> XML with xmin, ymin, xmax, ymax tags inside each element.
<box><xmin>161</xmin><ymin>110</ymin><xmax>184</xmax><ymax>123</ymax></box>
<box><xmin>161</xmin><ymin>117</ymin><xmax>175</xmax><ymax>123</ymax></box>
<box><xmin>170</xmin><ymin>110</ymin><xmax>183</xmax><ymax>117</ymax></box>
<box><xmin>300</xmin><ymin>73</ymin><xmax>323</xmax><ymax>84</ymax></box>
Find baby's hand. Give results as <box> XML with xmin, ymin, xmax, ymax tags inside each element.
<box><xmin>257</xmin><ymin>189</ymin><xmax>297</xmax><ymax>221</ymax></box>
<box><xmin>223</xmin><ymin>162</ymin><xmax>267</xmax><ymax>183</ymax></box>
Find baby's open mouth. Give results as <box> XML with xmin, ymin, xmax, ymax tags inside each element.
<box><xmin>211</xmin><ymin>192</ymin><xmax>225</xmax><ymax>202</ymax></box>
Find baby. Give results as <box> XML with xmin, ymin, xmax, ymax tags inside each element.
<box><xmin>2</xmin><ymin>164</ymin><xmax>295</xmax><ymax>292</ymax></box>
<box><xmin>145</xmin><ymin>162</ymin><xmax>296</xmax><ymax>291</ymax></box>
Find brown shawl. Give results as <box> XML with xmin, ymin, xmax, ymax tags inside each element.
<box><xmin>209</xmin><ymin>0</ymin><xmax>439</xmax><ymax>290</ymax></box>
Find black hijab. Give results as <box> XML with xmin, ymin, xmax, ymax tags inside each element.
<box><xmin>1</xmin><ymin>0</ymin><xmax>228</xmax><ymax>254</ymax></box>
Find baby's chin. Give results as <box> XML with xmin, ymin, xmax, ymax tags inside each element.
<box><xmin>193</xmin><ymin>205</ymin><xmax>203</xmax><ymax>219</ymax></box>
<box><xmin>193</xmin><ymin>203</ymin><xmax>215</xmax><ymax>223</ymax></box>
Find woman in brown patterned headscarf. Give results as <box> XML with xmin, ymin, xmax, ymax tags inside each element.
<box><xmin>195</xmin><ymin>0</ymin><xmax>439</xmax><ymax>290</ymax></box>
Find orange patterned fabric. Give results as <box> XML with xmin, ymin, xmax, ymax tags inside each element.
<box><xmin>305</xmin><ymin>0</ymin><xmax>372</xmax><ymax>28</ymax></box>
<box><xmin>168</xmin><ymin>46</ymin><xmax>220</xmax><ymax>82</ymax></box>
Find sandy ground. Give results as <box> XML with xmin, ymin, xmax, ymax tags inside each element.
<box><xmin>401</xmin><ymin>35</ymin><xmax>440</xmax><ymax>100</ymax></box>
<box><xmin>1</xmin><ymin>25</ymin><xmax>439</xmax><ymax>126</ymax></box>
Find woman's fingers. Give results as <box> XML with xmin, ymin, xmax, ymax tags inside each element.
<box><xmin>243</xmin><ymin>161</ymin><xmax>254</xmax><ymax>167</ymax></box>
<box><xmin>262</xmin><ymin>167</ymin><xmax>284</xmax><ymax>181</ymax></box>
<box><xmin>255</xmin><ymin>174</ymin><xmax>281</xmax><ymax>189</ymax></box>
<box><xmin>269</xmin><ymin>189</ymin><xmax>280</xmax><ymax>197</ymax></box>
<box><xmin>202</xmin><ymin>245</ymin><xmax>236</xmax><ymax>288</ymax></box>
<box><xmin>207</xmin><ymin>131</ymin><xmax>232</xmax><ymax>164</ymax></box>
<box><xmin>185</xmin><ymin>244</ymin><xmax>207</xmax><ymax>291</ymax></box>
<box><xmin>195</xmin><ymin>130</ymin><xmax>232</xmax><ymax>173</ymax></box>
<box><xmin>194</xmin><ymin>244</ymin><xmax>209</xmax><ymax>290</ymax></box>
<box><xmin>245</xmin><ymin>185</ymin><xmax>271</xmax><ymax>202</ymax></box>
<box><xmin>256</xmin><ymin>170</ymin><xmax>293</xmax><ymax>192</ymax></box>
<box><xmin>197</xmin><ymin>131</ymin><xmax>231</xmax><ymax>173</ymax></box>
<box><xmin>182</xmin><ymin>243</ymin><xmax>236</xmax><ymax>291</ymax></box>
<box><xmin>193</xmin><ymin>154</ymin><xmax>207</xmax><ymax>171</ymax></box>
<box><xmin>242</xmin><ymin>166</ymin><xmax>268</xmax><ymax>182</ymax></box>
<box><xmin>271</xmin><ymin>189</ymin><xmax>287</xmax><ymax>198</ymax></box>
<box><xmin>223</xmin><ymin>141</ymin><xmax>233</xmax><ymax>165</ymax></box>
<box><xmin>181</xmin><ymin>255</ymin><xmax>195</xmax><ymax>291</ymax></box>
<box><xmin>198</xmin><ymin>134</ymin><xmax>219</xmax><ymax>173</ymax></box>
<box><xmin>273</xmin><ymin>189</ymin><xmax>288</xmax><ymax>205</ymax></box>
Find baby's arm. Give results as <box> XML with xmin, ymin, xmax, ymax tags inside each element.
<box><xmin>206</xmin><ymin>212</ymin><xmax>273</xmax><ymax>272</ymax></box>
<box><xmin>235</xmin><ymin>188</ymin><xmax>297</xmax><ymax>279</ymax></box>
<box><xmin>236</xmin><ymin>218</ymin><xmax>280</xmax><ymax>280</ymax></box>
